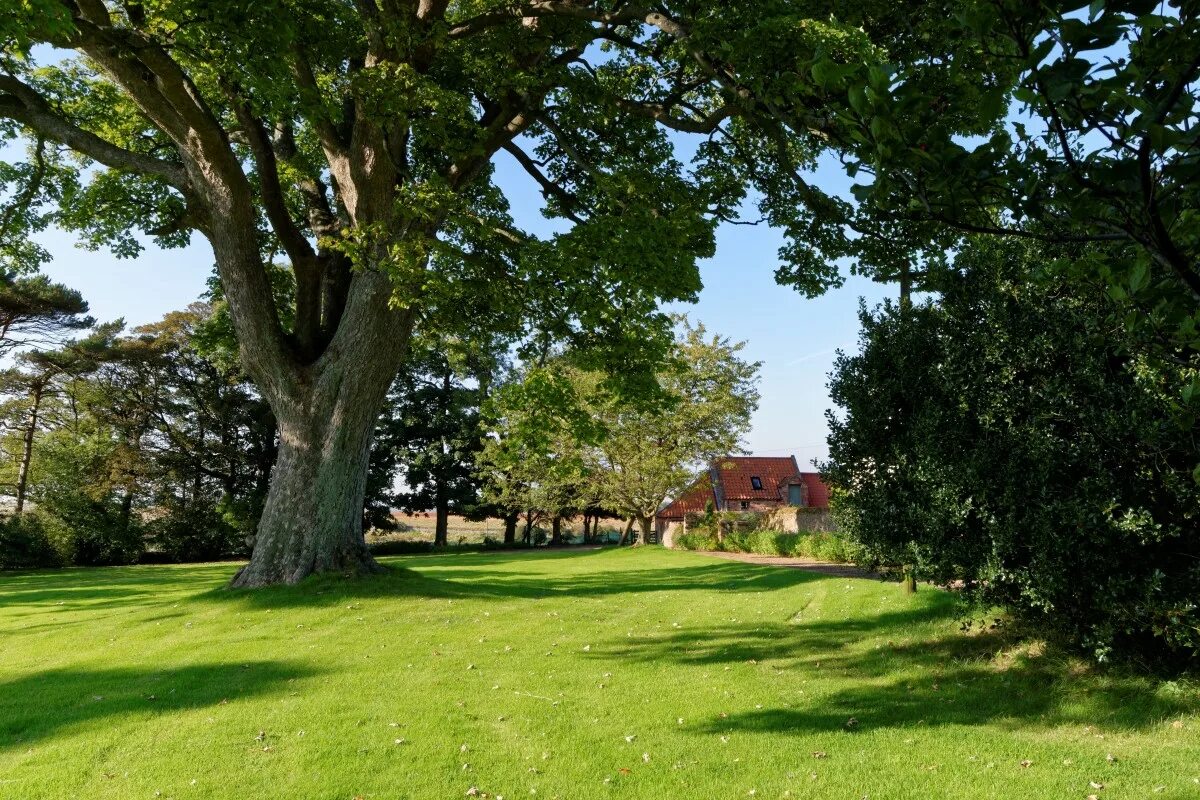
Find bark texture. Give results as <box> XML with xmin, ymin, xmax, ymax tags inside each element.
<box><xmin>230</xmin><ymin>271</ymin><xmax>414</xmax><ymax>588</ymax></box>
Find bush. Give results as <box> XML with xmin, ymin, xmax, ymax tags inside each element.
<box><xmin>0</xmin><ymin>513</ymin><xmax>65</xmax><ymax>569</ymax></box>
<box><xmin>27</xmin><ymin>490</ymin><xmax>143</xmax><ymax>567</ymax></box>
<box><xmin>675</xmin><ymin>531</ymin><xmax>719</xmax><ymax>551</ymax></box>
<box><xmin>823</xmin><ymin>238</ymin><xmax>1200</xmax><ymax>665</ymax></box>
<box><xmin>145</xmin><ymin>503</ymin><xmax>248</xmax><ymax>563</ymax></box>
<box><xmin>674</xmin><ymin>528</ymin><xmax>862</xmax><ymax>564</ymax></box>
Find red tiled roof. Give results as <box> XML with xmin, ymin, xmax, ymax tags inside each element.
<box><xmin>657</xmin><ymin>477</ymin><xmax>715</xmax><ymax>520</ymax></box>
<box><xmin>713</xmin><ymin>456</ymin><xmax>801</xmax><ymax>500</ymax></box>
<box><xmin>799</xmin><ymin>472</ymin><xmax>831</xmax><ymax>509</ymax></box>
<box><xmin>657</xmin><ymin>457</ymin><xmax>833</xmax><ymax>519</ymax></box>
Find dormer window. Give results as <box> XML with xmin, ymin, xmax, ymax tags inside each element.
<box><xmin>750</xmin><ymin>476</ymin><xmax>763</xmax><ymax>490</ymax></box>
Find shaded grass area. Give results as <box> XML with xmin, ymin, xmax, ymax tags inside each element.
<box><xmin>0</xmin><ymin>548</ymin><xmax>1196</xmax><ymax>799</ymax></box>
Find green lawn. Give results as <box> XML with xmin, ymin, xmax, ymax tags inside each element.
<box><xmin>1</xmin><ymin>548</ymin><xmax>1196</xmax><ymax>799</ymax></box>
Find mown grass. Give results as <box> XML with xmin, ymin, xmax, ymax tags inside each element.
<box><xmin>0</xmin><ymin>547</ymin><xmax>1196</xmax><ymax>799</ymax></box>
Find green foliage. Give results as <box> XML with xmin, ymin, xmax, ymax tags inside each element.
<box><xmin>481</xmin><ymin>319</ymin><xmax>760</xmax><ymax>532</ymax></box>
<box><xmin>834</xmin><ymin>1</ymin><xmax>1200</xmax><ymax>356</ymax></box>
<box><xmin>674</xmin><ymin>530</ymin><xmax>720</xmax><ymax>552</ymax></box>
<box><xmin>824</xmin><ymin>237</ymin><xmax>1200</xmax><ymax>664</ymax></box>
<box><xmin>367</xmin><ymin>341</ymin><xmax>495</xmax><ymax>535</ymax></box>
<box><xmin>145</xmin><ymin>502</ymin><xmax>247</xmax><ymax>564</ymax></box>
<box><xmin>675</xmin><ymin>528</ymin><xmax>863</xmax><ymax>564</ymax></box>
<box><xmin>25</xmin><ymin>422</ymin><xmax>143</xmax><ymax>566</ymax></box>
<box><xmin>38</xmin><ymin>494</ymin><xmax>143</xmax><ymax>567</ymax></box>
<box><xmin>0</xmin><ymin>511</ymin><xmax>64</xmax><ymax>569</ymax></box>
<box><xmin>0</xmin><ymin>271</ymin><xmax>93</xmax><ymax>354</ymax></box>
<box><xmin>0</xmin><ymin>303</ymin><xmax>273</xmax><ymax>567</ymax></box>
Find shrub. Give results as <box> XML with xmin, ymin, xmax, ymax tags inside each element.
<box><xmin>145</xmin><ymin>503</ymin><xmax>248</xmax><ymax>563</ymax></box>
<box><xmin>673</xmin><ymin>528</ymin><xmax>861</xmax><ymax>564</ymax></box>
<box><xmin>675</xmin><ymin>531</ymin><xmax>719</xmax><ymax>551</ymax></box>
<box><xmin>0</xmin><ymin>513</ymin><xmax>65</xmax><ymax>569</ymax></box>
<box><xmin>35</xmin><ymin>494</ymin><xmax>144</xmax><ymax>567</ymax></box>
<box><xmin>823</xmin><ymin>238</ymin><xmax>1200</xmax><ymax>664</ymax></box>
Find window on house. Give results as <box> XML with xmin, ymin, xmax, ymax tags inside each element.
<box><xmin>740</xmin><ymin>501</ymin><xmax>750</xmax><ymax>510</ymax></box>
<box><xmin>750</xmin><ymin>476</ymin><xmax>763</xmax><ymax>490</ymax></box>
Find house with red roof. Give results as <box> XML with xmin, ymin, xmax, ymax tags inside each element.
<box><xmin>655</xmin><ymin>455</ymin><xmax>831</xmax><ymax>545</ymax></box>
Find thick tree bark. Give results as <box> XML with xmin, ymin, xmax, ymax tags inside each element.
<box><xmin>231</xmin><ymin>378</ymin><xmax>387</xmax><ymax>586</ymax></box>
<box><xmin>229</xmin><ymin>272</ymin><xmax>414</xmax><ymax>588</ymax></box>
<box><xmin>550</xmin><ymin>515</ymin><xmax>562</xmax><ymax>546</ymax></box>
<box><xmin>503</xmin><ymin>511</ymin><xmax>518</xmax><ymax>546</ymax></box>
<box><xmin>14</xmin><ymin>382</ymin><xmax>44</xmax><ymax>515</ymax></box>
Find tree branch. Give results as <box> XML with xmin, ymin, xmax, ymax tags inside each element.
<box><xmin>501</xmin><ymin>141</ymin><xmax>587</xmax><ymax>224</ymax></box>
<box><xmin>0</xmin><ymin>74</ymin><xmax>188</xmax><ymax>190</ymax></box>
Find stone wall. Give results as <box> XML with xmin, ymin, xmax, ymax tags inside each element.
<box><xmin>762</xmin><ymin>506</ymin><xmax>838</xmax><ymax>533</ymax></box>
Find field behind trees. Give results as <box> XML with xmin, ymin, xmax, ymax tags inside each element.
<box><xmin>2</xmin><ymin>548</ymin><xmax>1196</xmax><ymax>800</ymax></box>
<box><xmin>368</xmin><ymin>514</ymin><xmax>627</xmax><ymax>547</ymax></box>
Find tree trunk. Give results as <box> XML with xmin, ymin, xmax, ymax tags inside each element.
<box><xmin>636</xmin><ymin>515</ymin><xmax>652</xmax><ymax>546</ymax></box>
<box><xmin>14</xmin><ymin>382</ymin><xmax>44</xmax><ymax>515</ymax></box>
<box><xmin>434</xmin><ymin>493</ymin><xmax>449</xmax><ymax>547</ymax></box>
<box><xmin>228</xmin><ymin>269</ymin><xmax>415</xmax><ymax>588</ymax></box>
<box><xmin>618</xmin><ymin>517</ymin><xmax>635</xmax><ymax>546</ymax></box>
<box><xmin>523</xmin><ymin>512</ymin><xmax>535</xmax><ymax>545</ymax></box>
<box><xmin>550</xmin><ymin>515</ymin><xmax>562</xmax><ymax>545</ymax></box>
<box><xmin>119</xmin><ymin>489</ymin><xmax>134</xmax><ymax>531</ymax></box>
<box><xmin>503</xmin><ymin>511</ymin><xmax>518</xmax><ymax>546</ymax></box>
<box><xmin>434</xmin><ymin>370</ymin><xmax>452</xmax><ymax>548</ymax></box>
<box><xmin>902</xmin><ymin>566</ymin><xmax>918</xmax><ymax>594</ymax></box>
<box><xmin>582</xmin><ymin>513</ymin><xmax>592</xmax><ymax>542</ymax></box>
<box><xmin>899</xmin><ymin>261</ymin><xmax>913</xmax><ymax>312</ymax></box>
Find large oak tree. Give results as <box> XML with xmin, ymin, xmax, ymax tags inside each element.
<box><xmin>0</xmin><ymin>0</ymin><xmax>994</xmax><ymax>585</ymax></box>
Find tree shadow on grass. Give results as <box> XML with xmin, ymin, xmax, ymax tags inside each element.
<box><xmin>591</xmin><ymin>605</ymin><xmax>1199</xmax><ymax>734</ymax></box>
<box><xmin>0</xmin><ymin>564</ymin><xmax>240</xmax><ymax>611</ymax></box>
<box><xmin>202</xmin><ymin>554</ymin><xmax>837</xmax><ymax>609</ymax></box>
<box><xmin>0</xmin><ymin>660</ymin><xmax>318</xmax><ymax>750</ymax></box>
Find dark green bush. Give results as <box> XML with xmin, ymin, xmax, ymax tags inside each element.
<box><xmin>824</xmin><ymin>238</ymin><xmax>1200</xmax><ymax>664</ymax></box>
<box><xmin>145</xmin><ymin>503</ymin><xmax>248</xmax><ymax>563</ymax></box>
<box><xmin>37</xmin><ymin>495</ymin><xmax>144</xmax><ymax>566</ymax></box>
<box><xmin>0</xmin><ymin>513</ymin><xmax>65</xmax><ymax>569</ymax></box>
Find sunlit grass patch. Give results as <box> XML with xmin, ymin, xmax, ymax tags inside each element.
<box><xmin>1</xmin><ymin>548</ymin><xmax>1196</xmax><ymax>799</ymax></box>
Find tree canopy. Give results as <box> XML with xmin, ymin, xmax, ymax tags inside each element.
<box><xmin>8</xmin><ymin>1</ymin><xmax>1188</xmax><ymax>584</ymax></box>
<box><xmin>480</xmin><ymin>320</ymin><xmax>759</xmax><ymax>543</ymax></box>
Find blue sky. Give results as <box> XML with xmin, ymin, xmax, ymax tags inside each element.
<box><xmin>31</xmin><ymin>145</ymin><xmax>894</xmax><ymax>470</ymax></box>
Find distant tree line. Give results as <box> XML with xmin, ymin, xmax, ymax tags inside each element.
<box><xmin>0</xmin><ymin>275</ymin><xmax>759</xmax><ymax>568</ymax></box>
